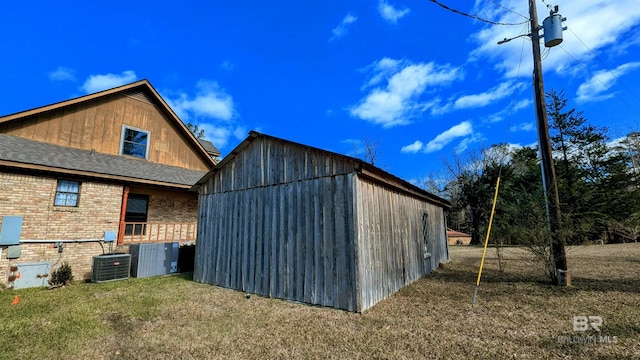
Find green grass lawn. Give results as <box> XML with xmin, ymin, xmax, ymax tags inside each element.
<box><xmin>1</xmin><ymin>244</ymin><xmax>639</xmax><ymax>359</ymax></box>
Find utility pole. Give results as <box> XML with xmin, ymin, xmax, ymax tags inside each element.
<box><xmin>528</xmin><ymin>0</ymin><xmax>568</xmax><ymax>283</ymax></box>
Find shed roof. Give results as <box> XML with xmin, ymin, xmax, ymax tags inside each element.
<box><xmin>196</xmin><ymin>131</ymin><xmax>451</xmax><ymax>208</ymax></box>
<box><xmin>447</xmin><ymin>229</ymin><xmax>471</xmax><ymax>237</ymax></box>
<box><xmin>0</xmin><ymin>79</ymin><xmax>217</xmax><ymax>166</ymax></box>
<box><xmin>0</xmin><ymin>134</ymin><xmax>206</xmax><ymax>189</ymax></box>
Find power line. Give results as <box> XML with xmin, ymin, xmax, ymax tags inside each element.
<box><xmin>504</xmin><ymin>26</ymin><xmax>529</xmax><ymax>147</ymax></box>
<box><xmin>428</xmin><ymin>0</ymin><xmax>529</xmax><ymax>26</ymax></box>
<box><xmin>558</xmin><ymin>44</ymin><xmax>640</xmax><ymax>118</ymax></box>
<box><xmin>486</xmin><ymin>0</ymin><xmax>529</xmax><ymax>21</ymax></box>
<box><xmin>566</xmin><ymin>26</ymin><xmax>640</xmax><ymax>105</ymax></box>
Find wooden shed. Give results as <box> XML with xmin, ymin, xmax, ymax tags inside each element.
<box><xmin>193</xmin><ymin>131</ymin><xmax>450</xmax><ymax>312</ymax></box>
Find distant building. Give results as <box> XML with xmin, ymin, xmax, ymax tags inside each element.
<box><xmin>447</xmin><ymin>229</ymin><xmax>472</xmax><ymax>245</ymax></box>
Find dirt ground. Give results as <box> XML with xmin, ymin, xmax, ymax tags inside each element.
<box><xmin>1</xmin><ymin>243</ymin><xmax>639</xmax><ymax>359</ymax></box>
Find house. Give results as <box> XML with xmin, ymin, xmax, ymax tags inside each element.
<box><xmin>193</xmin><ymin>131</ymin><xmax>450</xmax><ymax>312</ymax></box>
<box><xmin>447</xmin><ymin>229</ymin><xmax>472</xmax><ymax>245</ymax></box>
<box><xmin>0</xmin><ymin>80</ymin><xmax>218</xmax><ymax>287</ymax></box>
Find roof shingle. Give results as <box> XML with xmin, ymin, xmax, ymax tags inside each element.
<box><xmin>0</xmin><ymin>134</ymin><xmax>207</xmax><ymax>187</ymax></box>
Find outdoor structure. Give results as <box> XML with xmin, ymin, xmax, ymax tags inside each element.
<box><xmin>447</xmin><ymin>229</ymin><xmax>472</xmax><ymax>245</ymax></box>
<box><xmin>194</xmin><ymin>131</ymin><xmax>450</xmax><ymax>312</ymax></box>
<box><xmin>0</xmin><ymin>80</ymin><xmax>218</xmax><ymax>285</ymax></box>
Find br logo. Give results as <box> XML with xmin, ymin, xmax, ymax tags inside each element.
<box><xmin>573</xmin><ymin>316</ymin><xmax>602</xmax><ymax>332</ymax></box>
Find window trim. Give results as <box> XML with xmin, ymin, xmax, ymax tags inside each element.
<box><xmin>120</xmin><ymin>125</ymin><xmax>150</xmax><ymax>159</ymax></box>
<box><xmin>124</xmin><ymin>193</ymin><xmax>149</xmax><ymax>236</ymax></box>
<box><xmin>421</xmin><ymin>211</ymin><xmax>431</xmax><ymax>259</ymax></box>
<box><xmin>54</xmin><ymin>180</ymin><xmax>81</xmax><ymax>207</ymax></box>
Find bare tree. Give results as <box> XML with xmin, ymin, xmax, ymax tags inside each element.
<box><xmin>351</xmin><ymin>137</ymin><xmax>382</xmax><ymax>166</ymax></box>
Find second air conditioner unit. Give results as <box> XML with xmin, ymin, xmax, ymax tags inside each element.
<box><xmin>129</xmin><ymin>242</ymin><xmax>179</xmax><ymax>278</ymax></box>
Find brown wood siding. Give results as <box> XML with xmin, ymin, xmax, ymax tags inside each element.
<box><xmin>354</xmin><ymin>176</ymin><xmax>449</xmax><ymax>312</ymax></box>
<box><xmin>0</xmin><ymin>93</ymin><xmax>210</xmax><ymax>172</ymax></box>
<box><xmin>194</xmin><ymin>173</ymin><xmax>357</xmax><ymax>311</ymax></box>
<box><xmin>198</xmin><ymin>136</ymin><xmax>357</xmax><ymax>194</ymax></box>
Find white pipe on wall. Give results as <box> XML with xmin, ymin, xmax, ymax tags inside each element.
<box><xmin>19</xmin><ymin>239</ymin><xmax>106</xmax><ymax>243</ymax></box>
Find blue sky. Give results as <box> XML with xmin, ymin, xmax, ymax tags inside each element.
<box><xmin>2</xmin><ymin>1</ymin><xmax>640</xmax><ymax>183</ymax></box>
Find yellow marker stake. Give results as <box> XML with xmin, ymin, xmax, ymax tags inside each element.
<box><xmin>472</xmin><ymin>177</ymin><xmax>501</xmax><ymax>307</ymax></box>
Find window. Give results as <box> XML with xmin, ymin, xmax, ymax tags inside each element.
<box><xmin>54</xmin><ymin>180</ymin><xmax>80</xmax><ymax>206</ymax></box>
<box><xmin>422</xmin><ymin>212</ymin><xmax>431</xmax><ymax>259</ymax></box>
<box><xmin>120</xmin><ymin>126</ymin><xmax>149</xmax><ymax>159</ymax></box>
<box><xmin>124</xmin><ymin>194</ymin><xmax>149</xmax><ymax>235</ymax></box>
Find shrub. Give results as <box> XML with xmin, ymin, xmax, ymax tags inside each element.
<box><xmin>50</xmin><ymin>262</ymin><xmax>74</xmax><ymax>286</ymax></box>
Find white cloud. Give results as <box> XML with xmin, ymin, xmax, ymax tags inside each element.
<box><xmin>49</xmin><ymin>67</ymin><xmax>76</xmax><ymax>81</ymax></box>
<box><xmin>233</xmin><ymin>126</ymin><xmax>248</xmax><ymax>140</ymax></box>
<box><xmin>164</xmin><ymin>80</ymin><xmax>242</xmax><ymax>151</ymax></box>
<box><xmin>330</xmin><ymin>14</ymin><xmax>358</xmax><ymax>41</ymax></box>
<box><xmin>350</xmin><ymin>58</ymin><xmax>463</xmax><ymax>127</ymax></box>
<box><xmin>364</xmin><ymin>57</ymin><xmax>402</xmax><ymax>88</ymax></box>
<box><xmin>576</xmin><ymin>61</ymin><xmax>640</xmax><ymax>103</ymax></box>
<box><xmin>513</xmin><ymin>122</ymin><xmax>535</xmax><ymax>132</ymax></box>
<box><xmin>424</xmin><ymin>121</ymin><xmax>474</xmax><ymax>153</ymax></box>
<box><xmin>431</xmin><ymin>81</ymin><xmax>521</xmax><ymax>116</ymax></box>
<box><xmin>481</xmin><ymin>97</ymin><xmax>532</xmax><ymax>124</ymax></box>
<box><xmin>187</xmin><ymin>124</ymin><xmax>246</xmax><ymax>150</ymax></box>
<box><xmin>513</xmin><ymin>98</ymin><xmax>532</xmax><ymax>111</ymax></box>
<box><xmin>80</xmin><ymin>70</ymin><xmax>137</xmax><ymax>93</ymax></box>
<box><xmin>401</xmin><ymin>140</ymin><xmax>423</xmax><ymax>153</ymax></box>
<box><xmin>378</xmin><ymin>0</ymin><xmax>410</xmax><ymax>24</ymax></box>
<box><xmin>455</xmin><ymin>133</ymin><xmax>485</xmax><ymax>154</ymax></box>
<box><xmin>220</xmin><ymin>60</ymin><xmax>235</xmax><ymax>71</ymax></box>
<box><xmin>166</xmin><ymin>80</ymin><xmax>235</xmax><ymax>121</ymax></box>
<box><xmin>470</xmin><ymin>1</ymin><xmax>640</xmax><ymax>79</ymax></box>
<box><xmin>453</xmin><ymin>81</ymin><xmax>516</xmax><ymax>109</ymax></box>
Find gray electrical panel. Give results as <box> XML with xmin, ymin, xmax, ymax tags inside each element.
<box><xmin>0</xmin><ymin>216</ymin><xmax>23</xmax><ymax>246</ymax></box>
<box><xmin>129</xmin><ymin>242</ymin><xmax>179</xmax><ymax>278</ymax></box>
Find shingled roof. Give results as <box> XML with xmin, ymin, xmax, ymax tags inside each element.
<box><xmin>197</xmin><ymin>138</ymin><xmax>221</xmax><ymax>157</ymax></box>
<box><xmin>0</xmin><ymin>134</ymin><xmax>206</xmax><ymax>189</ymax></box>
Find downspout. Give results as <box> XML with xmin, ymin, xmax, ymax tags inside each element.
<box><xmin>117</xmin><ymin>186</ymin><xmax>130</xmax><ymax>245</ymax></box>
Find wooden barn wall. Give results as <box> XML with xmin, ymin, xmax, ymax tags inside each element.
<box><xmin>0</xmin><ymin>92</ymin><xmax>210</xmax><ymax>171</ymax></box>
<box><xmin>354</xmin><ymin>177</ymin><xmax>449</xmax><ymax>312</ymax></box>
<box><xmin>198</xmin><ymin>136</ymin><xmax>357</xmax><ymax>194</ymax></box>
<box><xmin>194</xmin><ymin>173</ymin><xmax>358</xmax><ymax>311</ymax></box>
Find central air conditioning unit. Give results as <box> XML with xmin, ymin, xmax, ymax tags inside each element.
<box><xmin>92</xmin><ymin>254</ymin><xmax>131</xmax><ymax>283</ymax></box>
<box><xmin>129</xmin><ymin>242</ymin><xmax>179</xmax><ymax>278</ymax></box>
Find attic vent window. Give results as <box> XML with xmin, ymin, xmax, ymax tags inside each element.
<box><xmin>120</xmin><ymin>126</ymin><xmax>149</xmax><ymax>159</ymax></box>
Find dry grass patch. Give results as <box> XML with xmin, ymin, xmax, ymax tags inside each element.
<box><xmin>1</xmin><ymin>243</ymin><xmax>639</xmax><ymax>359</ymax></box>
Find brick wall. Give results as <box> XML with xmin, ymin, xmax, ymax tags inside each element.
<box><xmin>0</xmin><ymin>173</ymin><xmax>123</xmax><ymax>240</ymax></box>
<box><xmin>129</xmin><ymin>185</ymin><xmax>198</xmax><ymax>223</ymax></box>
<box><xmin>1</xmin><ymin>173</ymin><xmax>200</xmax><ymax>284</ymax></box>
<box><xmin>0</xmin><ymin>172</ymin><xmax>123</xmax><ymax>283</ymax></box>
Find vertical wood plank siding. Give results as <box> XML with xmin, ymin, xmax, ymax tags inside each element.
<box><xmin>195</xmin><ymin>135</ymin><xmax>449</xmax><ymax>312</ymax></box>
<box><xmin>354</xmin><ymin>177</ymin><xmax>448</xmax><ymax>312</ymax></box>
<box><xmin>194</xmin><ymin>137</ymin><xmax>357</xmax><ymax>311</ymax></box>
